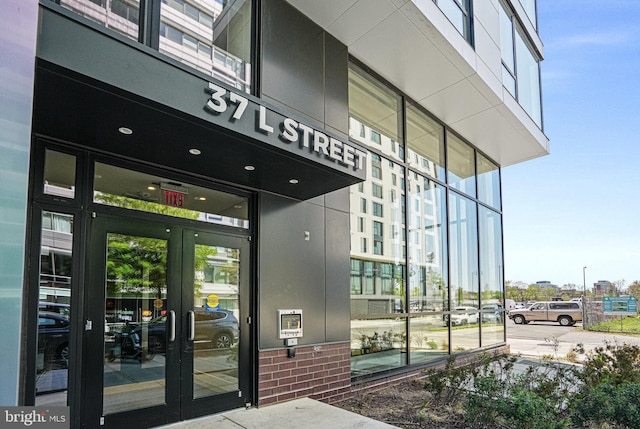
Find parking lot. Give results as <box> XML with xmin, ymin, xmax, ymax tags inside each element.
<box><xmin>506</xmin><ymin>319</ymin><xmax>640</xmax><ymax>360</ymax></box>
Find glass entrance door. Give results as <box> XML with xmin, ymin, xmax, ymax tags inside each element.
<box><xmin>85</xmin><ymin>216</ymin><xmax>250</xmax><ymax>428</ymax></box>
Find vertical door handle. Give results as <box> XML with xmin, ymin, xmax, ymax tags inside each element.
<box><xmin>168</xmin><ymin>310</ymin><xmax>176</xmax><ymax>342</ymax></box>
<box><xmin>187</xmin><ymin>310</ymin><xmax>195</xmax><ymax>341</ymax></box>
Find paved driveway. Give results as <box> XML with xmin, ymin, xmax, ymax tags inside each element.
<box><xmin>506</xmin><ymin>321</ymin><xmax>640</xmax><ymax>361</ymax></box>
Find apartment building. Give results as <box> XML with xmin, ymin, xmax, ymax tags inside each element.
<box><xmin>1</xmin><ymin>0</ymin><xmax>548</xmax><ymax>427</ymax></box>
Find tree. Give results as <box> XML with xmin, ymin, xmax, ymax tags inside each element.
<box><xmin>628</xmin><ymin>281</ymin><xmax>640</xmax><ymax>298</ymax></box>
<box><xmin>524</xmin><ymin>284</ymin><xmax>541</xmax><ymax>302</ymax></box>
<box><xmin>613</xmin><ymin>279</ymin><xmax>627</xmax><ymax>296</ymax></box>
<box><xmin>506</xmin><ymin>285</ymin><xmax>526</xmax><ymax>302</ymax></box>
<box><xmin>540</xmin><ymin>287</ymin><xmax>557</xmax><ymax>301</ymax></box>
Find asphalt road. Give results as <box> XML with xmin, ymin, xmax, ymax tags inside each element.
<box><xmin>506</xmin><ymin>319</ymin><xmax>640</xmax><ymax>360</ymax></box>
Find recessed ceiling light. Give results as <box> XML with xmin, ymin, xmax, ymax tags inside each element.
<box><xmin>289</xmin><ymin>179</ymin><xmax>299</xmax><ymax>184</ymax></box>
<box><xmin>147</xmin><ymin>186</ymin><xmax>157</xmax><ymax>191</ymax></box>
<box><xmin>118</xmin><ymin>127</ymin><xmax>133</xmax><ymax>135</ymax></box>
<box><xmin>233</xmin><ymin>204</ymin><xmax>243</xmax><ymax>209</ymax></box>
<box><xmin>189</xmin><ymin>148</ymin><xmax>201</xmax><ymax>155</ymax></box>
<box><xmin>195</xmin><ymin>196</ymin><xmax>206</xmax><ymax>201</ymax></box>
<box><xmin>244</xmin><ymin>165</ymin><xmax>255</xmax><ymax>171</ymax></box>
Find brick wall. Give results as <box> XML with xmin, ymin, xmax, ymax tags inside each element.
<box><xmin>350</xmin><ymin>345</ymin><xmax>510</xmax><ymax>396</ymax></box>
<box><xmin>258</xmin><ymin>343</ymin><xmax>509</xmax><ymax>406</ymax></box>
<box><xmin>258</xmin><ymin>342</ymin><xmax>352</xmax><ymax>406</ymax></box>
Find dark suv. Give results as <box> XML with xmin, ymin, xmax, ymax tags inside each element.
<box><xmin>38</xmin><ymin>311</ymin><xmax>70</xmax><ymax>368</ymax></box>
<box><xmin>140</xmin><ymin>309</ymin><xmax>239</xmax><ymax>353</ymax></box>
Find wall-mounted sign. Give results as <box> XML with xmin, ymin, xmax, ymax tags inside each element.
<box><xmin>163</xmin><ymin>190</ymin><xmax>184</xmax><ymax>207</ymax></box>
<box><xmin>603</xmin><ymin>296</ymin><xmax>638</xmax><ymax>315</ymax></box>
<box><xmin>161</xmin><ymin>182</ymin><xmax>188</xmax><ymax>207</ymax></box>
<box><xmin>204</xmin><ymin>82</ymin><xmax>367</xmax><ymax>172</ymax></box>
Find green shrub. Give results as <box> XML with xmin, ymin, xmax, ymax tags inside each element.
<box><xmin>575</xmin><ymin>341</ymin><xmax>640</xmax><ymax>388</ymax></box>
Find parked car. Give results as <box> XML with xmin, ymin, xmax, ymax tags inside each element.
<box><xmin>445</xmin><ymin>306</ymin><xmax>479</xmax><ymax>326</ymax></box>
<box><xmin>481</xmin><ymin>304</ymin><xmax>503</xmax><ymax>324</ymax></box>
<box><xmin>38</xmin><ymin>311</ymin><xmax>70</xmax><ymax>368</ymax></box>
<box><xmin>39</xmin><ymin>301</ymin><xmax>70</xmax><ymax>317</ymax></box>
<box><xmin>134</xmin><ymin>309</ymin><xmax>239</xmax><ymax>353</ymax></box>
<box><xmin>508</xmin><ymin>301</ymin><xmax>582</xmax><ymax>326</ymax></box>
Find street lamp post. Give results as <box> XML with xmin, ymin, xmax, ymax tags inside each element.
<box><xmin>583</xmin><ymin>266</ymin><xmax>587</xmax><ymax>327</ymax></box>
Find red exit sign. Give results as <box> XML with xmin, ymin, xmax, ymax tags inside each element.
<box><xmin>164</xmin><ymin>190</ymin><xmax>185</xmax><ymax>207</ymax></box>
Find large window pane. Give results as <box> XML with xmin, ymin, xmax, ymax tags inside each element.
<box><xmin>516</xmin><ymin>29</ymin><xmax>542</xmax><ymax>126</ymax></box>
<box><xmin>427</xmin><ymin>0</ymin><xmax>472</xmax><ymax>42</ymax></box>
<box><xmin>350</xmin><ymin>156</ymin><xmax>405</xmax><ymax>316</ymax></box>
<box><xmin>447</xmin><ymin>133</ymin><xmax>476</xmax><ymax>197</ymax></box>
<box><xmin>408</xmin><ymin>176</ymin><xmax>448</xmax><ymax>314</ymax></box>
<box><xmin>348</xmin><ymin>63</ymin><xmax>403</xmax><ymax>162</ymax></box>
<box><xmin>350</xmin><ymin>318</ymin><xmax>407</xmax><ymax>375</ymax></box>
<box><xmin>448</xmin><ymin>192</ymin><xmax>478</xmax><ymax>309</ymax></box>
<box><xmin>409</xmin><ymin>315</ymin><xmax>449</xmax><ymax>364</ymax></box>
<box><xmin>36</xmin><ymin>211</ymin><xmax>74</xmax><ymax>404</ymax></box>
<box><xmin>44</xmin><ymin>150</ymin><xmax>76</xmax><ymax>199</ymax></box>
<box><xmin>60</xmin><ymin>0</ymin><xmax>140</xmax><ymax>41</ymax></box>
<box><xmin>451</xmin><ymin>312</ymin><xmax>479</xmax><ymax>351</ymax></box>
<box><xmin>59</xmin><ymin>0</ymin><xmax>252</xmax><ymax>92</ymax></box>
<box><xmin>406</xmin><ymin>103</ymin><xmax>445</xmax><ymax>181</ymax></box>
<box><xmin>480</xmin><ymin>207</ymin><xmax>504</xmax><ymax>346</ymax></box>
<box><xmin>103</xmin><ymin>233</ymin><xmax>167</xmax><ymax>414</ymax></box>
<box><xmin>477</xmin><ymin>153</ymin><xmax>501</xmax><ymax>210</ymax></box>
<box><xmin>521</xmin><ymin>0</ymin><xmax>537</xmax><ymax>29</ymax></box>
<box><xmin>160</xmin><ymin>0</ymin><xmax>252</xmax><ymax>92</ymax></box>
<box><xmin>499</xmin><ymin>2</ymin><xmax>514</xmax><ymax>73</ymax></box>
<box><xmin>93</xmin><ymin>162</ymin><xmax>249</xmax><ymax>228</ymax></box>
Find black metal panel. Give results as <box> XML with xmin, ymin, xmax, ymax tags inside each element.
<box><xmin>324</xmin><ymin>207</ymin><xmax>351</xmax><ymax>342</ymax></box>
<box><xmin>258</xmin><ymin>194</ymin><xmax>328</xmax><ymax>349</ymax></box>
<box><xmin>261</xmin><ymin>0</ymin><xmax>325</xmax><ymax>124</ymax></box>
<box><xmin>324</xmin><ymin>32</ymin><xmax>350</xmax><ymax>135</ymax></box>
<box><xmin>34</xmin><ymin>7</ymin><xmax>365</xmax><ymax>201</ymax></box>
<box><xmin>325</xmin><ymin>187</ymin><xmax>350</xmax><ymax>213</ymax></box>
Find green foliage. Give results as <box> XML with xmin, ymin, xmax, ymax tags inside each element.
<box><xmin>423</xmin><ymin>356</ymin><xmax>472</xmax><ymax>403</ymax></box>
<box><xmin>572</xmin><ymin>382</ymin><xmax>640</xmax><ymax>428</ymax></box>
<box><xmin>463</xmin><ymin>356</ymin><xmax>573</xmax><ymax>429</ymax></box>
<box><xmin>575</xmin><ymin>341</ymin><xmax>640</xmax><ymax>388</ymax></box>
<box><xmin>420</xmin><ymin>344</ymin><xmax>640</xmax><ymax>428</ymax></box>
<box><xmin>589</xmin><ymin>316</ymin><xmax>640</xmax><ymax>333</ymax></box>
<box><xmin>96</xmin><ymin>192</ymin><xmax>200</xmax><ymax>220</ymax></box>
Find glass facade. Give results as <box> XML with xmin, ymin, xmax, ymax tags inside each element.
<box><xmin>429</xmin><ymin>0</ymin><xmax>472</xmax><ymax>42</ymax></box>
<box><xmin>349</xmin><ymin>63</ymin><xmax>505</xmax><ymax>376</ymax></box>
<box><xmin>499</xmin><ymin>0</ymin><xmax>542</xmax><ymax>127</ymax></box>
<box><xmin>58</xmin><ymin>0</ymin><xmax>253</xmax><ymax>92</ymax></box>
<box><xmin>520</xmin><ymin>0</ymin><xmax>537</xmax><ymax>29</ymax></box>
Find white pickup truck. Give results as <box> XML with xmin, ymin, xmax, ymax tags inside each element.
<box><xmin>508</xmin><ymin>301</ymin><xmax>582</xmax><ymax>326</ymax></box>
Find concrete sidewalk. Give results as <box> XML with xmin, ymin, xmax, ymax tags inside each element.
<box><xmin>158</xmin><ymin>398</ymin><xmax>396</xmax><ymax>429</ymax></box>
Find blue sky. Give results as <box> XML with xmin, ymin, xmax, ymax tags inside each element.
<box><xmin>502</xmin><ymin>1</ymin><xmax>640</xmax><ymax>289</ymax></box>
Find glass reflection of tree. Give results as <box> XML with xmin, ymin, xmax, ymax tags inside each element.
<box><xmin>95</xmin><ymin>193</ymin><xmax>201</xmax><ymax>220</ymax></box>
<box><xmin>100</xmin><ymin>194</ymin><xmax>218</xmax><ymax>301</ymax></box>
<box><xmin>107</xmin><ymin>236</ymin><xmax>167</xmax><ymax>298</ymax></box>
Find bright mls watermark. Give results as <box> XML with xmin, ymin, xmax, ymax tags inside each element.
<box><xmin>0</xmin><ymin>407</ymin><xmax>69</xmax><ymax>429</ymax></box>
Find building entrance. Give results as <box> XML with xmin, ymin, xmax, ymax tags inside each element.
<box><xmin>27</xmin><ymin>146</ymin><xmax>253</xmax><ymax>428</ymax></box>
<box><xmin>83</xmin><ymin>217</ymin><xmax>251</xmax><ymax>428</ymax></box>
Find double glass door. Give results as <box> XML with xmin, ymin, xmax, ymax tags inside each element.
<box><xmin>84</xmin><ymin>215</ymin><xmax>250</xmax><ymax>428</ymax></box>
